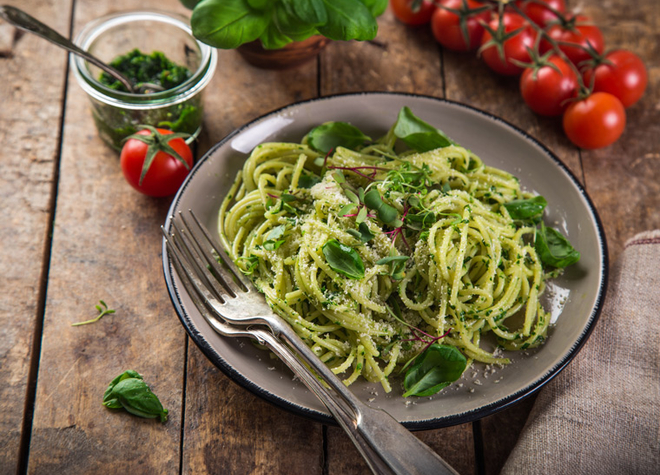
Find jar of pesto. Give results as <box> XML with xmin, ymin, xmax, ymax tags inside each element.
<box><xmin>73</xmin><ymin>11</ymin><xmax>217</xmax><ymax>151</ymax></box>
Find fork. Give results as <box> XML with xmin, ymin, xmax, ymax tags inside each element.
<box><xmin>163</xmin><ymin>210</ymin><xmax>460</xmax><ymax>475</ymax></box>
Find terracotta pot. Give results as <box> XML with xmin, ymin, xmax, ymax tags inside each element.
<box><xmin>236</xmin><ymin>35</ymin><xmax>330</xmax><ymax>69</ymax></box>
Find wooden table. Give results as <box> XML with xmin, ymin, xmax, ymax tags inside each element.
<box><xmin>1</xmin><ymin>0</ymin><xmax>658</xmax><ymax>473</ymax></box>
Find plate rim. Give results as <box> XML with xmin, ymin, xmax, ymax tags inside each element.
<box><xmin>162</xmin><ymin>91</ymin><xmax>609</xmax><ymax>430</ymax></box>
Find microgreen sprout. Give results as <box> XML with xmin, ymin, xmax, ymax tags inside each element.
<box><xmin>72</xmin><ymin>300</ymin><xmax>116</xmax><ymax>326</ymax></box>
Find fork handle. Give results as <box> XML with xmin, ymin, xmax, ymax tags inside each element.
<box><xmin>269</xmin><ymin>318</ymin><xmax>460</xmax><ymax>475</ymax></box>
<box><xmin>253</xmin><ymin>329</ymin><xmax>398</xmax><ymax>475</ymax></box>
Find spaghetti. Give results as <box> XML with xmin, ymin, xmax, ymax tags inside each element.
<box><xmin>218</xmin><ymin>120</ymin><xmax>553</xmax><ymax>393</ymax></box>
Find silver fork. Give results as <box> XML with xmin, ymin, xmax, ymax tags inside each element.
<box><xmin>163</xmin><ymin>210</ymin><xmax>460</xmax><ymax>475</ymax></box>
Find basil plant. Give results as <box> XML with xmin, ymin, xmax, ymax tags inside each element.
<box><xmin>181</xmin><ymin>0</ymin><xmax>387</xmax><ymax>49</ymax></box>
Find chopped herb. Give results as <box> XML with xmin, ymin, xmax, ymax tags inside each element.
<box><xmin>71</xmin><ymin>300</ymin><xmax>116</xmax><ymax>326</ymax></box>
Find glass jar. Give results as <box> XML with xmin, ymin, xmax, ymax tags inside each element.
<box><xmin>73</xmin><ymin>10</ymin><xmax>217</xmax><ymax>151</ymax></box>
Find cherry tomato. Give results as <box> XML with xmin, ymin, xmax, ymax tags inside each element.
<box><xmin>515</xmin><ymin>0</ymin><xmax>566</xmax><ymax>27</ymax></box>
<box><xmin>390</xmin><ymin>0</ymin><xmax>436</xmax><ymax>26</ymax></box>
<box><xmin>520</xmin><ymin>55</ymin><xmax>578</xmax><ymax>116</ymax></box>
<box><xmin>120</xmin><ymin>128</ymin><xmax>193</xmax><ymax>197</ymax></box>
<box><xmin>562</xmin><ymin>92</ymin><xmax>626</xmax><ymax>149</ymax></box>
<box><xmin>480</xmin><ymin>13</ymin><xmax>537</xmax><ymax>76</ymax></box>
<box><xmin>431</xmin><ymin>0</ymin><xmax>490</xmax><ymax>52</ymax></box>
<box><xmin>541</xmin><ymin>14</ymin><xmax>604</xmax><ymax>66</ymax></box>
<box><xmin>582</xmin><ymin>50</ymin><xmax>648</xmax><ymax>108</ymax></box>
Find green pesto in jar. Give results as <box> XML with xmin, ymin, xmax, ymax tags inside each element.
<box><xmin>94</xmin><ymin>49</ymin><xmax>202</xmax><ymax>151</ymax></box>
<box><xmin>99</xmin><ymin>48</ymin><xmax>192</xmax><ymax>92</ymax></box>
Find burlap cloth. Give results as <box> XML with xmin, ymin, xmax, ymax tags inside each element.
<box><xmin>501</xmin><ymin>231</ymin><xmax>660</xmax><ymax>474</ymax></box>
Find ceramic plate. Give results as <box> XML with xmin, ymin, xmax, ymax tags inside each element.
<box><xmin>162</xmin><ymin>92</ymin><xmax>608</xmax><ymax>429</ymax></box>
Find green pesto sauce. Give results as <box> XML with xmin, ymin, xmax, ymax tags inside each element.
<box><xmin>99</xmin><ymin>49</ymin><xmax>192</xmax><ymax>93</ymax></box>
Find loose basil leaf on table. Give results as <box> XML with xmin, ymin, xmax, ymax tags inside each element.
<box><xmin>403</xmin><ymin>344</ymin><xmax>467</xmax><ymax>398</ymax></box>
<box><xmin>535</xmin><ymin>223</ymin><xmax>581</xmax><ymax>268</ymax></box>
<box><xmin>322</xmin><ymin>239</ymin><xmax>365</xmax><ymax>279</ymax></box>
<box><xmin>103</xmin><ymin>370</ymin><xmax>169</xmax><ymax>422</ymax></box>
<box><xmin>393</xmin><ymin>106</ymin><xmax>456</xmax><ymax>153</ymax></box>
<box><xmin>504</xmin><ymin>196</ymin><xmax>548</xmax><ymax>222</ymax></box>
<box><xmin>306</xmin><ymin>121</ymin><xmax>371</xmax><ymax>154</ymax></box>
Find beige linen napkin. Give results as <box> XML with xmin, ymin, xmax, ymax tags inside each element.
<box><xmin>501</xmin><ymin>231</ymin><xmax>660</xmax><ymax>475</ymax></box>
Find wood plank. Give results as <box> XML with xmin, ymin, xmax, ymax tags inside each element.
<box><xmin>320</xmin><ymin>7</ymin><xmax>477</xmax><ymax>475</ymax></box>
<box><xmin>580</xmin><ymin>0</ymin><xmax>660</xmax><ymax>263</ymax></box>
<box><xmin>0</xmin><ymin>1</ymin><xmax>71</xmax><ymax>473</ymax></box>
<box><xmin>180</xmin><ymin>46</ymin><xmax>323</xmax><ymax>474</ymax></box>
<box><xmin>26</xmin><ymin>1</ymin><xmax>191</xmax><ymax>473</ymax></box>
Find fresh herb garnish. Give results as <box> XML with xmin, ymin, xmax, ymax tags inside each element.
<box><xmin>307</xmin><ymin>121</ymin><xmax>372</xmax><ymax>154</ymax></box>
<box><xmin>347</xmin><ymin>222</ymin><xmax>376</xmax><ymax>243</ymax></box>
<box><xmin>322</xmin><ymin>239</ymin><xmax>365</xmax><ymax>279</ymax></box>
<box><xmin>535</xmin><ymin>223</ymin><xmax>580</xmax><ymax>268</ymax></box>
<box><xmin>402</xmin><ymin>344</ymin><xmax>467</xmax><ymax>397</ymax></box>
<box><xmin>71</xmin><ymin>300</ymin><xmax>116</xmax><ymax>326</ymax></box>
<box><xmin>103</xmin><ymin>370</ymin><xmax>169</xmax><ymax>422</ymax></box>
<box><xmin>393</xmin><ymin>106</ymin><xmax>455</xmax><ymax>153</ymax></box>
<box><xmin>376</xmin><ymin>254</ymin><xmax>409</xmax><ymax>281</ymax></box>
<box><xmin>263</xmin><ymin>224</ymin><xmax>287</xmax><ymax>251</ymax></box>
<box><xmin>363</xmin><ymin>189</ymin><xmax>401</xmax><ymax>227</ymax></box>
<box><xmin>504</xmin><ymin>196</ymin><xmax>547</xmax><ymax>222</ymax></box>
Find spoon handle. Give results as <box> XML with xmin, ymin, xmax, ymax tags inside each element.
<box><xmin>0</xmin><ymin>5</ymin><xmax>135</xmax><ymax>93</ymax></box>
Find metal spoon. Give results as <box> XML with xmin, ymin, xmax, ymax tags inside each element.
<box><xmin>0</xmin><ymin>5</ymin><xmax>164</xmax><ymax>94</ymax></box>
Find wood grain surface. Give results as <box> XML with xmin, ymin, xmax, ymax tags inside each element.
<box><xmin>1</xmin><ymin>0</ymin><xmax>658</xmax><ymax>474</ymax></box>
<box><xmin>0</xmin><ymin>1</ymin><xmax>71</xmax><ymax>473</ymax></box>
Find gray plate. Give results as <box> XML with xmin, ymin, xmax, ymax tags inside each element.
<box><xmin>163</xmin><ymin>92</ymin><xmax>608</xmax><ymax>430</ymax></box>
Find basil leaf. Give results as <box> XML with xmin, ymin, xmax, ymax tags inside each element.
<box><xmin>247</xmin><ymin>0</ymin><xmax>269</xmax><ymax>9</ymax></box>
<box><xmin>347</xmin><ymin>222</ymin><xmax>375</xmax><ymax>243</ymax></box>
<box><xmin>274</xmin><ymin>3</ymin><xmax>319</xmax><ymax>41</ymax></box>
<box><xmin>298</xmin><ymin>172</ymin><xmax>321</xmax><ymax>189</ymax></box>
<box><xmin>535</xmin><ymin>224</ymin><xmax>580</xmax><ymax>268</ymax></box>
<box><xmin>364</xmin><ymin>189</ymin><xmax>399</xmax><ymax>226</ymax></box>
<box><xmin>263</xmin><ymin>225</ymin><xmax>286</xmax><ymax>250</ymax></box>
<box><xmin>307</xmin><ymin>122</ymin><xmax>371</xmax><ymax>154</ymax></box>
<box><xmin>504</xmin><ymin>196</ymin><xmax>547</xmax><ymax>221</ymax></box>
<box><xmin>317</xmin><ymin>0</ymin><xmax>378</xmax><ymax>41</ymax></box>
<box><xmin>112</xmin><ymin>379</ymin><xmax>169</xmax><ymax>422</ymax></box>
<box><xmin>259</xmin><ymin>22</ymin><xmax>293</xmax><ymax>50</ymax></box>
<box><xmin>103</xmin><ymin>370</ymin><xmax>142</xmax><ymax>409</ymax></box>
<box><xmin>357</xmin><ymin>0</ymin><xmax>388</xmax><ymax>16</ymax></box>
<box><xmin>403</xmin><ymin>344</ymin><xmax>467</xmax><ymax>397</ymax></box>
<box><xmin>103</xmin><ymin>371</ymin><xmax>168</xmax><ymax>422</ymax></box>
<box><xmin>394</xmin><ymin>107</ymin><xmax>455</xmax><ymax>153</ymax></box>
<box><xmin>322</xmin><ymin>239</ymin><xmax>365</xmax><ymax>279</ymax></box>
<box><xmin>281</xmin><ymin>0</ymin><xmax>327</xmax><ymax>26</ymax></box>
<box><xmin>191</xmin><ymin>0</ymin><xmax>270</xmax><ymax>49</ymax></box>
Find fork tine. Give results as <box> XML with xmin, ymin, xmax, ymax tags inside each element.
<box><xmin>167</xmin><ymin>226</ymin><xmax>227</xmax><ymax>303</ymax></box>
<box><xmin>187</xmin><ymin>209</ymin><xmax>252</xmax><ymax>291</ymax></box>
<box><xmin>162</xmin><ymin>226</ymin><xmax>226</xmax><ymax>310</ymax></box>
<box><xmin>174</xmin><ymin>211</ymin><xmax>246</xmax><ymax>298</ymax></box>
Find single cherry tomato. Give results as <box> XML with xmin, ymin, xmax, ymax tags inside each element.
<box><xmin>515</xmin><ymin>0</ymin><xmax>566</xmax><ymax>27</ymax></box>
<box><xmin>582</xmin><ymin>50</ymin><xmax>648</xmax><ymax>108</ymax></box>
<box><xmin>562</xmin><ymin>92</ymin><xmax>626</xmax><ymax>149</ymax></box>
<box><xmin>480</xmin><ymin>12</ymin><xmax>537</xmax><ymax>76</ymax></box>
<box><xmin>120</xmin><ymin>127</ymin><xmax>193</xmax><ymax>197</ymax></box>
<box><xmin>431</xmin><ymin>0</ymin><xmax>491</xmax><ymax>52</ymax></box>
<box><xmin>520</xmin><ymin>55</ymin><xmax>578</xmax><ymax>116</ymax></box>
<box><xmin>390</xmin><ymin>0</ymin><xmax>436</xmax><ymax>26</ymax></box>
<box><xmin>541</xmin><ymin>14</ymin><xmax>604</xmax><ymax>66</ymax></box>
